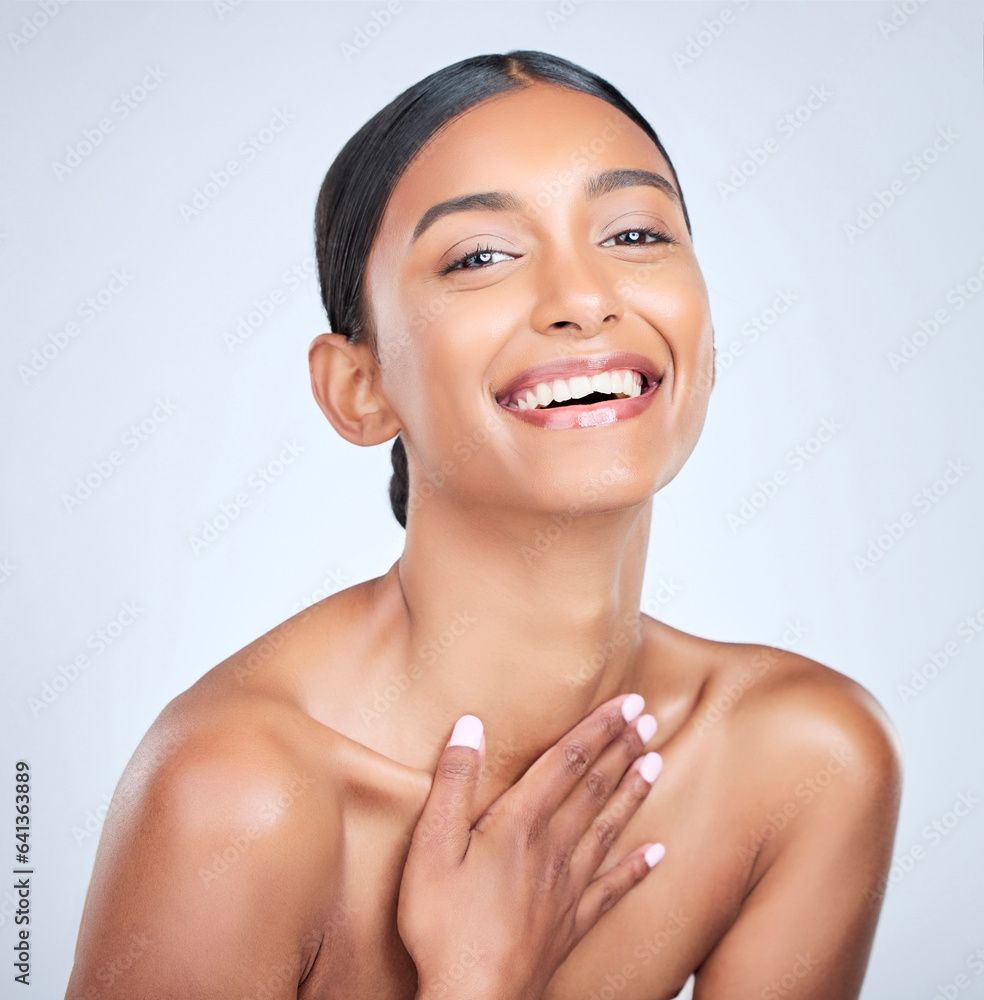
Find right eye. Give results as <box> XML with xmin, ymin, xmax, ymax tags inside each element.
<box><xmin>441</xmin><ymin>245</ymin><xmax>515</xmax><ymax>275</ymax></box>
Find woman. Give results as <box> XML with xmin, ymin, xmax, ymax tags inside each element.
<box><xmin>65</xmin><ymin>51</ymin><xmax>902</xmax><ymax>1000</ymax></box>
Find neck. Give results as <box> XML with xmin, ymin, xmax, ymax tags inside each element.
<box><xmin>373</xmin><ymin>494</ymin><xmax>653</xmax><ymax>803</ymax></box>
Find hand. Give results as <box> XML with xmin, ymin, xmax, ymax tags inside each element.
<box><xmin>397</xmin><ymin>693</ymin><xmax>664</xmax><ymax>1000</ymax></box>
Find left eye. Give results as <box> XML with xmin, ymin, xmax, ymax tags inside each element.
<box><xmin>601</xmin><ymin>227</ymin><xmax>676</xmax><ymax>247</ymax></box>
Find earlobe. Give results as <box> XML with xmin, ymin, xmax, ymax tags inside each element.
<box><xmin>308</xmin><ymin>333</ymin><xmax>402</xmax><ymax>446</ymax></box>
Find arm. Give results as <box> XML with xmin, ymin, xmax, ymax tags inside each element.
<box><xmin>694</xmin><ymin>673</ymin><xmax>903</xmax><ymax>999</ymax></box>
<box><xmin>65</xmin><ymin>708</ymin><xmax>340</xmax><ymax>999</ymax></box>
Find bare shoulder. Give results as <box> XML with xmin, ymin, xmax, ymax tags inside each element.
<box><xmin>650</xmin><ymin>617</ymin><xmax>903</xmax><ymax>798</ymax></box>
<box><xmin>68</xmin><ymin>651</ymin><xmax>348</xmax><ymax>997</ymax></box>
<box><xmin>733</xmin><ymin>640</ymin><xmax>902</xmax><ymax>780</ymax></box>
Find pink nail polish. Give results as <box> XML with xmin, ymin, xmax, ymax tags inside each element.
<box><xmin>645</xmin><ymin>843</ymin><xmax>666</xmax><ymax>867</ymax></box>
<box><xmin>635</xmin><ymin>713</ymin><xmax>657</xmax><ymax>744</ymax></box>
<box><xmin>621</xmin><ymin>693</ymin><xmax>645</xmax><ymax>722</ymax></box>
<box><xmin>639</xmin><ymin>751</ymin><xmax>663</xmax><ymax>784</ymax></box>
<box><xmin>448</xmin><ymin>714</ymin><xmax>483</xmax><ymax>749</ymax></box>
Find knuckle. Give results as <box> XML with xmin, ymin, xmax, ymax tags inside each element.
<box><xmin>598</xmin><ymin>707</ymin><xmax>625</xmax><ymax>742</ymax></box>
<box><xmin>585</xmin><ymin>768</ymin><xmax>610</xmax><ymax>805</ymax></box>
<box><xmin>592</xmin><ymin>815</ymin><xmax>619</xmax><ymax>853</ymax></box>
<box><xmin>511</xmin><ymin>800</ymin><xmax>544</xmax><ymax>848</ymax></box>
<box><xmin>543</xmin><ymin>848</ymin><xmax>572</xmax><ymax>888</ymax></box>
<box><xmin>563</xmin><ymin>740</ymin><xmax>592</xmax><ymax>778</ymax></box>
<box><xmin>596</xmin><ymin>882</ymin><xmax>620</xmax><ymax>918</ymax></box>
<box><xmin>437</xmin><ymin>750</ymin><xmax>478</xmax><ymax>782</ymax></box>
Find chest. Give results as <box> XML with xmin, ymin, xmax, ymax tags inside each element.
<box><xmin>300</xmin><ymin>748</ymin><xmax>750</xmax><ymax>1000</ymax></box>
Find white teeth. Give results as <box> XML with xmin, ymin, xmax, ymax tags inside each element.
<box><xmin>509</xmin><ymin>368</ymin><xmax>646</xmax><ymax>409</ymax></box>
<box><xmin>552</xmin><ymin>379</ymin><xmax>572</xmax><ymax>402</ymax></box>
<box><xmin>568</xmin><ymin>375</ymin><xmax>592</xmax><ymax>399</ymax></box>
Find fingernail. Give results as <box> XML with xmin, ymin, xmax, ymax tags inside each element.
<box><xmin>448</xmin><ymin>714</ymin><xmax>483</xmax><ymax>749</ymax></box>
<box><xmin>635</xmin><ymin>713</ymin><xmax>657</xmax><ymax>744</ymax></box>
<box><xmin>645</xmin><ymin>842</ymin><xmax>666</xmax><ymax>868</ymax></box>
<box><xmin>638</xmin><ymin>751</ymin><xmax>663</xmax><ymax>784</ymax></box>
<box><xmin>621</xmin><ymin>693</ymin><xmax>645</xmax><ymax>722</ymax></box>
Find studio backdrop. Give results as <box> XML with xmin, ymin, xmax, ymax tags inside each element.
<box><xmin>1</xmin><ymin>2</ymin><xmax>982</xmax><ymax>998</ymax></box>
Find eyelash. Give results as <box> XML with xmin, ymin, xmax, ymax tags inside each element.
<box><xmin>439</xmin><ymin>226</ymin><xmax>678</xmax><ymax>276</ymax></box>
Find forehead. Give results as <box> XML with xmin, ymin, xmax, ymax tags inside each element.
<box><xmin>376</xmin><ymin>83</ymin><xmax>677</xmax><ymax>244</ymax></box>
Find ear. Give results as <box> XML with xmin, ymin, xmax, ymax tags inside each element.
<box><xmin>308</xmin><ymin>333</ymin><xmax>402</xmax><ymax>446</ymax></box>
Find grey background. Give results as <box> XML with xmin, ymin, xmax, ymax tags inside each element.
<box><xmin>1</xmin><ymin>1</ymin><xmax>982</xmax><ymax>997</ymax></box>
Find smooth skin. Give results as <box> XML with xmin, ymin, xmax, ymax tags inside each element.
<box><xmin>65</xmin><ymin>83</ymin><xmax>902</xmax><ymax>1000</ymax></box>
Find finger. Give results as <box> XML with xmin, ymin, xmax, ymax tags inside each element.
<box><xmin>512</xmin><ymin>693</ymin><xmax>646</xmax><ymax>822</ymax></box>
<box><xmin>551</xmin><ymin>711</ymin><xmax>656</xmax><ymax>844</ymax></box>
<box><xmin>410</xmin><ymin>715</ymin><xmax>485</xmax><ymax>869</ymax></box>
<box><xmin>567</xmin><ymin>750</ymin><xmax>662</xmax><ymax>884</ymax></box>
<box><xmin>572</xmin><ymin>840</ymin><xmax>665</xmax><ymax>942</ymax></box>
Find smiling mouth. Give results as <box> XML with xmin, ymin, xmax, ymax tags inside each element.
<box><xmin>499</xmin><ymin>369</ymin><xmax>649</xmax><ymax>410</ymax></box>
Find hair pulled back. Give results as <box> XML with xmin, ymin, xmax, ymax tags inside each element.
<box><xmin>314</xmin><ymin>50</ymin><xmax>690</xmax><ymax>528</ymax></box>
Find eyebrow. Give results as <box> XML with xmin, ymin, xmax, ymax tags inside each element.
<box><xmin>409</xmin><ymin>169</ymin><xmax>681</xmax><ymax>245</ymax></box>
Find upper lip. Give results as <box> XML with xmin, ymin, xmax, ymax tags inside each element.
<box><xmin>494</xmin><ymin>351</ymin><xmax>663</xmax><ymax>404</ymax></box>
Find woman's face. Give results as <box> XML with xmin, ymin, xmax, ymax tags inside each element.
<box><xmin>364</xmin><ymin>82</ymin><xmax>714</xmax><ymax>521</ymax></box>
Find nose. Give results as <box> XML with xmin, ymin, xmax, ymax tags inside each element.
<box><xmin>528</xmin><ymin>243</ymin><xmax>623</xmax><ymax>340</ymax></box>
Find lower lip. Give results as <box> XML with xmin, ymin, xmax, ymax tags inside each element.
<box><xmin>498</xmin><ymin>381</ymin><xmax>660</xmax><ymax>430</ymax></box>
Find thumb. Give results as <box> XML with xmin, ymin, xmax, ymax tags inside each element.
<box><xmin>415</xmin><ymin>715</ymin><xmax>485</xmax><ymax>865</ymax></box>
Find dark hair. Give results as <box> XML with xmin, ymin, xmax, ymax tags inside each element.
<box><xmin>315</xmin><ymin>50</ymin><xmax>690</xmax><ymax>528</ymax></box>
